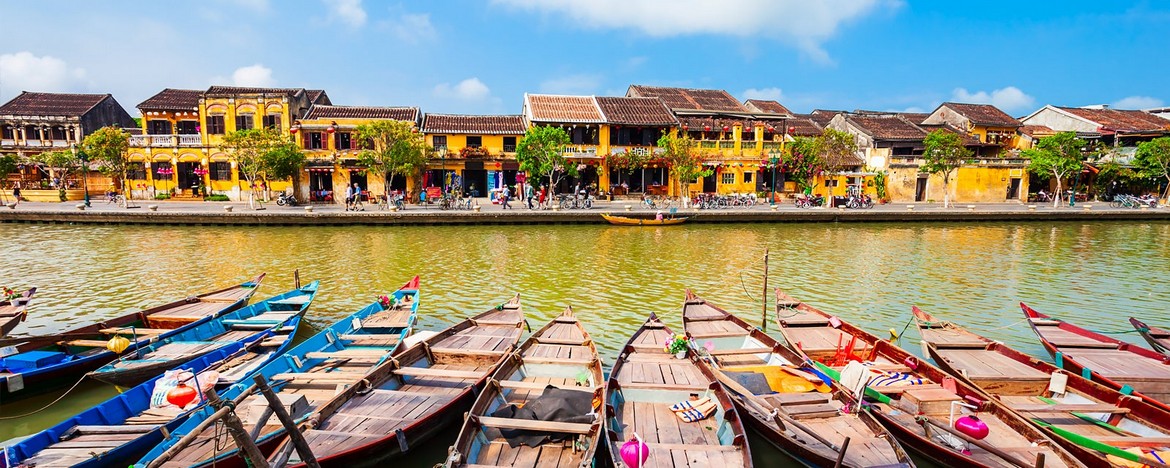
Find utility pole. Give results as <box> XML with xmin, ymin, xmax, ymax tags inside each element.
<box><xmin>761</xmin><ymin>248</ymin><xmax>769</xmax><ymax>331</ymax></box>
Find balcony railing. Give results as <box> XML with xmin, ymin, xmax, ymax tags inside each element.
<box><xmin>129</xmin><ymin>134</ymin><xmax>204</xmax><ymax>148</ymax></box>
<box><xmin>0</xmin><ymin>139</ymin><xmax>13</xmax><ymax>147</ymax></box>
<box><xmin>718</xmin><ymin>141</ymin><xmax>736</xmax><ymax>149</ymax></box>
<box><xmin>762</xmin><ymin>142</ymin><xmax>782</xmax><ymax>151</ymax></box>
<box><xmin>502</xmin><ymin>145</ymin><xmax>516</xmax><ymax>153</ymax></box>
<box><xmin>178</xmin><ymin>134</ymin><xmax>201</xmax><ymax>146</ymax></box>
<box><xmin>562</xmin><ymin>145</ymin><xmax>598</xmax><ymax>157</ymax></box>
<box><xmin>699</xmin><ymin>141</ymin><xmax>717</xmax><ymax>149</ymax></box>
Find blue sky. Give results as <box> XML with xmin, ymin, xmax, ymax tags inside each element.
<box><xmin>0</xmin><ymin>0</ymin><xmax>1166</xmax><ymax>117</ymax></box>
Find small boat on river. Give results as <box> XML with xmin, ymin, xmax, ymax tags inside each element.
<box><xmin>444</xmin><ymin>307</ymin><xmax>604</xmax><ymax>468</ymax></box>
<box><xmin>0</xmin><ymin>287</ymin><xmax>36</xmax><ymax>338</ymax></box>
<box><xmin>266</xmin><ymin>295</ymin><xmax>524</xmax><ymax>468</ymax></box>
<box><xmin>1022</xmin><ymin>303</ymin><xmax>1170</xmax><ymax>409</ymax></box>
<box><xmin>0</xmin><ymin>274</ymin><xmax>264</xmax><ymax>401</ymax></box>
<box><xmin>87</xmin><ymin>281</ymin><xmax>318</xmax><ymax>388</ymax></box>
<box><xmin>683</xmin><ymin>291</ymin><xmax>912</xmax><ymax>468</ymax></box>
<box><xmin>3</xmin><ymin>343</ymin><xmax>256</xmax><ymax>468</ymax></box>
<box><xmin>604</xmin><ymin>312</ymin><xmax>752</xmax><ymax>468</ymax></box>
<box><xmin>601</xmin><ymin>213</ymin><xmax>688</xmax><ymax>226</ymax></box>
<box><xmin>915</xmin><ymin>306</ymin><xmax>1170</xmax><ymax>467</ymax></box>
<box><xmin>136</xmin><ymin>277</ymin><xmax>420</xmax><ymax>468</ymax></box>
<box><xmin>1131</xmin><ymin>317</ymin><xmax>1170</xmax><ymax>358</ymax></box>
<box><xmin>776</xmin><ymin>290</ymin><xmax>1084</xmax><ymax>468</ymax></box>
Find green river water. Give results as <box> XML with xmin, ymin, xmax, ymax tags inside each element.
<box><xmin>1</xmin><ymin>221</ymin><xmax>1168</xmax><ymax>466</ymax></box>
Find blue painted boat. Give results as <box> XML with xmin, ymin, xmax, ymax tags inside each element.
<box><xmin>2</xmin><ymin>343</ymin><xmax>253</xmax><ymax>468</ymax></box>
<box><xmin>0</xmin><ymin>274</ymin><xmax>265</xmax><ymax>402</ymax></box>
<box><xmin>135</xmin><ymin>277</ymin><xmax>419</xmax><ymax>468</ymax></box>
<box><xmin>87</xmin><ymin>281</ymin><xmax>319</xmax><ymax>388</ymax></box>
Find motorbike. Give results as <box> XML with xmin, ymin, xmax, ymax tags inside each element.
<box><xmin>276</xmin><ymin>192</ymin><xmax>299</xmax><ymax>206</ymax></box>
<box><xmin>794</xmin><ymin>194</ymin><xmax>825</xmax><ymax>209</ymax></box>
<box><xmin>846</xmin><ymin>193</ymin><xmax>874</xmax><ymax>209</ymax></box>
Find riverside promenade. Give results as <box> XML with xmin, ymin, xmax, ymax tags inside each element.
<box><xmin>1</xmin><ymin>198</ymin><xmax>1168</xmax><ymax>225</ymax></box>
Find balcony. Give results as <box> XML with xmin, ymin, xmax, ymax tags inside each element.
<box><xmin>562</xmin><ymin>145</ymin><xmax>598</xmax><ymax>157</ymax></box>
<box><xmin>0</xmin><ymin>139</ymin><xmax>13</xmax><ymax>147</ymax></box>
<box><xmin>502</xmin><ymin>145</ymin><xmax>516</xmax><ymax>153</ymax></box>
<box><xmin>762</xmin><ymin>142</ymin><xmax>782</xmax><ymax>151</ymax></box>
<box><xmin>718</xmin><ymin>141</ymin><xmax>736</xmax><ymax>149</ymax></box>
<box><xmin>129</xmin><ymin>134</ymin><xmax>203</xmax><ymax>148</ymax></box>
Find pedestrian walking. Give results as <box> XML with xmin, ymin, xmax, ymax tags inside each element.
<box><xmin>538</xmin><ymin>184</ymin><xmax>547</xmax><ymax>209</ymax></box>
<box><xmin>11</xmin><ymin>182</ymin><xmax>21</xmax><ymax>207</ymax></box>
<box><xmin>525</xmin><ymin>183</ymin><xmax>535</xmax><ymax>209</ymax></box>
<box><xmin>344</xmin><ymin>183</ymin><xmax>357</xmax><ymax>211</ymax></box>
<box><xmin>501</xmin><ymin>185</ymin><xmax>511</xmax><ymax>210</ymax></box>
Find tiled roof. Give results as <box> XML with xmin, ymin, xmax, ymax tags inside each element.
<box><xmin>808</xmin><ymin>110</ymin><xmax>844</xmax><ymax>127</ymax></box>
<box><xmin>743</xmin><ymin>100</ymin><xmax>792</xmax><ymax>115</ymax></box>
<box><xmin>627</xmin><ymin>85</ymin><xmax>747</xmax><ymax>112</ymax></box>
<box><xmin>137</xmin><ymin>88</ymin><xmax>202</xmax><ymax>112</ymax></box>
<box><xmin>0</xmin><ymin>91</ymin><xmax>110</xmax><ymax>117</ymax></box>
<box><xmin>1018</xmin><ymin>125</ymin><xmax>1055</xmax><ymax>137</ymax></box>
<box><xmin>678</xmin><ymin>117</ymin><xmax>748</xmax><ymax>131</ymax></box>
<box><xmin>787</xmin><ymin>117</ymin><xmax>824</xmax><ymax>137</ymax></box>
<box><xmin>205</xmin><ymin>86</ymin><xmax>307</xmax><ymax>97</ymax></box>
<box><xmin>306</xmin><ymin>90</ymin><xmax>330</xmax><ymax>105</ymax></box>
<box><xmin>847</xmin><ymin>114</ymin><xmax>929</xmax><ymax>141</ymax></box>
<box><xmin>421</xmin><ymin>114</ymin><xmax>526</xmax><ymax>134</ymax></box>
<box><xmin>304</xmin><ymin>105</ymin><xmax>418</xmax><ymax>121</ymax></box>
<box><xmin>595</xmin><ymin>97</ymin><xmax>678</xmax><ymax>126</ymax></box>
<box><xmin>920</xmin><ymin>124</ymin><xmax>983</xmax><ymax>145</ymax></box>
<box><xmin>940</xmin><ymin>102</ymin><xmax>1021</xmax><ymax>127</ymax></box>
<box><xmin>1058</xmin><ymin>107</ymin><xmax>1170</xmax><ymax>133</ymax></box>
<box><xmin>525</xmin><ymin>94</ymin><xmax>604</xmax><ymax>123</ymax></box>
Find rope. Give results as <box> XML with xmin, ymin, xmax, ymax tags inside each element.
<box><xmin>1093</xmin><ymin>327</ymin><xmax>1148</xmax><ymax>335</ymax></box>
<box><xmin>739</xmin><ymin>271</ymin><xmax>756</xmax><ymax>302</ymax></box>
<box><xmin>0</xmin><ymin>373</ymin><xmax>90</xmax><ymax>419</ymax></box>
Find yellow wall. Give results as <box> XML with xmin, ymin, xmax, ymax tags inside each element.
<box><xmin>888</xmin><ymin>165</ymin><xmax>1028</xmax><ymax>203</ymax></box>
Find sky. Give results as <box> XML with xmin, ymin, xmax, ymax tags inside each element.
<box><xmin>0</xmin><ymin>0</ymin><xmax>1167</xmax><ymax>118</ymax></box>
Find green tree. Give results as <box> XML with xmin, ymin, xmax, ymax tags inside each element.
<box><xmin>0</xmin><ymin>154</ymin><xmax>18</xmax><ymax>205</ymax></box>
<box><xmin>657</xmin><ymin>132</ymin><xmax>711</xmax><ymax>203</ymax></box>
<box><xmin>221</xmin><ymin>128</ymin><xmax>286</xmax><ymax>209</ymax></box>
<box><xmin>516</xmin><ymin>125</ymin><xmax>572</xmax><ymax>197</ymax></box>
<box><xmin>781</xmin><ymin>136</ymin><xmax>825</xmax><ymax>194</ymax></box>
<box><xmin>81</xmin><ymin>126</ymin><xmax>131</xmax><ymax>207</ymax></box>
<box><xmin>265</xmin><ymin>142</ymin><xmax>307</xmax><ymax>196</ymax></box>
<box><xmin>920</xmin><ymin>129</ymin><xmax>972</xmax><ymax>208</ymax></box>
<box><xmin>1134</xmin><ymin>136</ymin><xmax>1170</xmax><ymax>204</ymax></box>
<box><xmin>29</xmin><ymin>149</ymin><xmax>84</xmax><ymax>201</ymax></box>
<box><xmin>1023</xmin><ymin>131</ymin><xmax>1086</xmax><ymax>207</ymax></box>
<box><xmin>356</xmin><ymin>120</ymin><xmax>429</xmax><ymax>202</ymax></box>
<box><xmin>817</xmin><ymin>128</ymin><xmax>859</xmax><ymax>194</ymax></box>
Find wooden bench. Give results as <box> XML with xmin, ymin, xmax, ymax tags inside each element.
<box><xmin>1012</xmin><ymin>404</ymin><xmax>1130</xmax><ymax>414</ymax></box>
<box><xmin>636</xmin><ymin>443</ymin><xmax>740</xmax><ymax>451</ymax></box>
<box><xmin>497</xmin><ymin>380</ymin><xmax>596</xmax><ymax>393</ymax></box>
<box><xmin>615</xmin><ymin>381</ymin><xmax>710</xmax><ymax>391</ymax></box>
<box><xmin>271</xmin><ymin>373</ymin><xmax>361</xmax><ymax>384</ymax></box>
<box><xmin>1092</xmin><ymin>436</ymin><xmax>1170</xmax><ymax>448</ymax></box>
<box><xmin>784</xmin><ymin>403</ymin><xmax>840</xmax><ymax>420</ymax></box>
<box><xmin>99</xmin><ymin>327</ymin><xmax>169</xmax><ymax>335</ymax></box>
<box><xmin>532</xmin><ymin>337</ymin><xmax>588</xmax><ymax>346</ymax></box>
<box><xmin>553</xmin><ymin>316</ymin><xmax>578</xmax><ymax>324</ymax></box>
<box><xmin>522</xmin><ymin>356</ymin><xmax>595</xmax><ymax>365</ymax></box>
<box><xmin>304</xmin><ymin>349</ymin><xmax>388</xmax><ymax>359</ymax></box>
<box><xmin>474</xmin><ymin>416</ymin><xmax>592</xmax><ymax>434</ymax></box>
<box><xmin>709</xmin><ymin>348</ymin><xmax>773</xmax><ymax>356</ymax></box>
<box><xmin>393</xmin><ymin>367</ymin><xmax>485</xmax><ymax>380</ymax></box>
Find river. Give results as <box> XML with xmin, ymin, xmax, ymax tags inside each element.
<box><xmin>1</xmin><ymin>221</ymin><xmax>1168</xmax><ymax>465</ymax></box>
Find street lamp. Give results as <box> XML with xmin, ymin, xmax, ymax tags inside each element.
<box><xmin>72</xmin><ymin>144</ymin><xmax>90</xmax><ymax>207</ymax></box>
<box><xmin>769</xmin><ymin>152</ymin><xmax>779</xmax><ymax>207</ymax></box>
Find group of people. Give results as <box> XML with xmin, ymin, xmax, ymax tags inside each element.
<box><xmin>344</xmin><ymin>183</ymin><xmax>364</xmax><ymax>211</ymax></box>
<box><xmin>496</xmin><ymin>183</ymin><xmax>551</xmax><ymax>210</ymax></box>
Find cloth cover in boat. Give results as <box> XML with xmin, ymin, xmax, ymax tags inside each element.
<box><xmin>489</xmin><ymin>385</ymin><xmax>594</xmax><ymax>448</ymax></box>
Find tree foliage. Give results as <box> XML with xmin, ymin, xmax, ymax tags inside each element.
<box><xmin>1023</xmin><ymin>131</ymin><xmax>1087</xmax><ymax>207</ymax></box>
<box><xmin>817</xmin><ymin>128</ymin><xmax>860</xmax><ymax>179</ymax></box>
<box><xmin>920</xmin><ymin>129</ymin><xmax>972</xmax><ymax>208</ymax></box>
<box><xmin>657</xmin><ymin>132</ymin><xmax>711</xmax><ymax>199</ymax></box>
<box><xmin>516</xmin><ymin>125</ymin><xmax>572</xmax><ymax>195</ymax></box>
<box><xmin>220</xmin><ymin>128</ymin><xmax>290</xmax><ymax>207</ymax></box>
<box><xmin>0</xmin><ymin>154</ymin><xmax>18</xmax><ymax>203</ymax></box>
<box><xmin>1134</xmin><ymin>136</ymin><xmax>1170</xmax><ymax>202</ymax></box>
<box><xmin>781</xmin><ymin>136</ymin><xmax>824</xmax><ymax>193</ymax></box>
<box><xmin>356</xmin><ymin>120</ymin><xmax>429</xmax><ymax>199</ymax></box>
<box><xmin>81</xmin><ymin>126</ymin><xmax>131</xmax><ymax>200</ymax></box>
<box><xmin>29</xmin><ymin>149</ymin><xmax>83</xmax><ymax>200</ymax></box>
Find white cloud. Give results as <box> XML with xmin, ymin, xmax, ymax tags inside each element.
<box><xmin>1112</xmin><ymin>95</ymin><xmax>1163</xmax><ymax>109</ymax></box>
<box><xmin>743</xmin><ymin>87</ymin><xmax>785</xmax><ymax>102</ymax></box>
<box><xmin>0</xmin><ymin>52</ymin><xmax>88</xmax><ymax>98</ymax></box>
<box><xmin>381</xmin><ymin>12</ymin><xmax>437</xmax><ymax>43</ymax></box>
<box><xmin>539</xmin><ymin>74</ymin><xmax>603</xmax><ymax>95</ymax></box>
<box><xmin>231</xmin><ymin>64</ymin><xmax>275</xmax><ymax>87</ymax></box>
<box><xmin>434</xmin><ymin>78</ymin><xmax>492</xmax><ymax>101</ymax></box>
<box><xmin>492</xmin><ymin>0</ymin><xmax>899</xmax><ymax>64</ymax></box>
<box><xmin>324</xmin><ymin>0</ymin><xmax>367</xmax><ymax>28</ymax></box>
<box><xmin>951</xmin><ymin>86</ymin><xmax>1035</xmax><ymax>113</ymax></box>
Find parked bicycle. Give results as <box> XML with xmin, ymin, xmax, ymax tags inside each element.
<box><xmin>1111</xmin><ymin>194</ymin><xmax>1158</xmax><ymax>209</ymax></box>
<box><xmin>558</xmin><ymin>190</ymin><xmax>594</xmax><ymax>209</ymax></box>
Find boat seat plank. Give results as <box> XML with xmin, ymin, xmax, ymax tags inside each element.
<box><xmin>532</xmin><ymin>337</ymin><xmax>587</xmax><ymax>346</ymax></box>
<box><xmin>497</xmin><ymin>380</ymin><xmax>595</xmax><ymax>393</ymax></box>
<box><xmin>616</xmin><ymin>381</ymin><xmax>709</xmax><ymax>391</ymax></box>
<box><xmin>1039</xmin><ymin>327</ymin><xmax>1120</xmax><ymax>348</ymax></box>
<box><xmin>647</xmin><ymin>443</ymin><xmax>741</xmax><ymax>452</ymax></box>
<box><xmin>304</xmin><ymin>349</ymin><xmax>388</xmax><ymax>359</ymax></box>
<box><xmin>72</xmin><ymin>424</ymin><xmax>159</xmax><ymax>435</ymax></box>
<box><xmin>475</xmin><ymin>416</ymin><xmax>592</xmax><ymax>434</ymax></box>
<box><xmin>709</xmin><ymin>348</ymin><xmax>773</xmax><ymax>356</ymax></box>
<box><xmin>394</xmin><ymin>367</ymin><xmax>486</xmax><ymax>379</ymax></box>
<box><xmin>520</xmin><ymin>355</ymin><xmax>594</xmax><ymax>365</ymax></box>
<box><xmin>99</xmin><ymin>327</ymin><xmax>170</xmax><ymax>335</ymax></box>
<box><xmin>60</xmin><ymin>339</ymin><xmax>114</xmax><ymax>348</ymax></box>
<box><xmin>1012</xmin><ymin>404</ymin><xmax>1130</xmax><ymax>414</ymax></box>
<box><xmin>785</xmin><ymin>328</ymin><xmax>872</xmax><ymax>353</ymax></box>
<box><xmin>783</xmin><ymin>403</ymin><xmax>839</xmax><ymax>420</ymax></box>
<box><xmin>1092</xmin><ymin>436</ymin><xmax>1170</xmax><ymax>448</ymax></box>
<box><xmin>933</xmin><ymin>349</ymin><xmax>1049</xmax><ymax>380</ymax></box>
<box><xmin>765</xmin><ymin>393</ymin><xmax>832</xmax><ymax>406</ymax></box>
<box><xmin>272</xmin><ymin>373</ymin><xmax>362</xmax><ymax>384</ymax></box>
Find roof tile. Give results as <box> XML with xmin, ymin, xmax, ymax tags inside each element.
<box><xmin>0</xmin><ymin>91</ymin><xmax>111</xmax><ymax>117</ymax></box>
<box><xmin>627</xmin><ymin>85</ymin><xmax>747</xmax><ymax>112</ymax></box>
<box><xmin>743</xmin><ymin>100</ymin><xmax>792</xmax><ymax>115</ymax></box>
<box><xmin>421</xmin><ymin>114</ymin><xmax>526</xmax><ymax>134</ymax></box>
<box><xmin>939</xmin><ymin>102</ymin><xmax>1021</xmax><ymax>127</ymax></box>
<box><xmin>526</xmin><ymin>95</ymin><xmax>604</xmax><ymax>123</ymax></box>
<box><xmin>1058</xmin><ymin>107</ymin><xmax>1170</xmax><ymax>133</ymax></box>
<box><xmin>304</xmin><ymin>105</ymin><xmax>418</xmax><ymax>121</ymax></box>
<box><xmin>595</xmin><ymin>97</ymin><xmax>677</xmax><ymax>126</ymax></box>
<box><xmin>137</xmin><ymin>88</ymin><xmax>202</xmax><ymax>112</ymax></box>
<box><xmin>847</xmin><ymin>114</ymin><xmax>929</xmax><ymax>140</ymax></box>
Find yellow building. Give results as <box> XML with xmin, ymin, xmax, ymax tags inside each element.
<box><xmin>420</xmin><ymin>113</ymin><xmax>526</xmax><ymax>198</ymax></box>
<box><xmin>295</xmin><ymin>105</ymin><xmax>419</xmax><ymax>204</ymax></box>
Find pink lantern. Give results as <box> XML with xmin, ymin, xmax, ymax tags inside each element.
<box><xmin>954</xmin><ymin>415</ymin><xmax>990</xmax><ymax>440</ymax></box>
<box><xmin>620</xmin><ymin>435</ymin><xmax>650</xmax><ymax>467</ymax></box>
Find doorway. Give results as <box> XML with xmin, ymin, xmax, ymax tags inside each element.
<box><xmin>177</xmin><ymin>162</ymin><xmax>199</xmax><ymax>190</ymax></box>
<box><xmin>309</xmin><ymin>170</ymin><xmax>334</xmax><ymax>202</ymax></box>
<box><xmin>915</xmin><ymin>176</ymin><xmax>928</xmax><ymax>202</ymax></box>
<box><xmin>1007</xmin><ymin>177</ymin><xmax>1021</xmax><ymax>200</ymax></box>
<box><xmin>702</xmin><ymin>173</ymin><xmax>717</xmax><ymax>193</ymax></box>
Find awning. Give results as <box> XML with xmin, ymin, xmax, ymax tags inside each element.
<box><xmin>306</xmin><ymin>167</ymin><xmax>334</xmax><ymax>172</ymax></box>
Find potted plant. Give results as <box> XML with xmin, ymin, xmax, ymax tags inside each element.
<box><xmin>664</xmin><ymin>334</ymin><xmax>689</xmax><ymax>359</ymax></box>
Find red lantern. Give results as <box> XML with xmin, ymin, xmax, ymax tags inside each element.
<box><xmin>166</xmin><ymin>383</ymin><xmax>198</xmax><ymax>407</ymax></box>
<box><xmin>788</xmin><ymin>126</ymin><xmax>795</xmax><ymax>133</ymax></box>
<box><xmin>327</xmin><ymin>126</ymin><xmax>336</xmax><ymax>134</ymax></box>
<box><xmin>766</xmin><ymin>126</ymin><xmax>774</xmax><ymax>132</ymax></box>
<box><xmin>496</xmin><ymin>162</ymin><xmax>502</xmax><ymax>169</ymax></box>
<box><xmin>703</xmin><ymin>125</ymin><xmax>711</xmax><ymax>132</ymax></box>
<box><xmin>722</xmin><ymin>125</ymin><xmax>730</xmax><ymax>132</ymax></box>
<box><xmin>289</xmin><ymin>126</ymin><xmax>299</xmax><ymax>134</ymax></box>
<box><xmin>682</xmin><ymin>124</ymin><xmax>688</xmax><ymax>131</ymax></box>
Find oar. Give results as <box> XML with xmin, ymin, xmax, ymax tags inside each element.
<box><xmin>1032</xmin><ymin>420</ymin><xmax>1170</xmax><ymax>468</ymax></box>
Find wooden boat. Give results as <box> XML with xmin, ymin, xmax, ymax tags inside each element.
<box><xmin>1022</xmin><ymin>303</ymin><xmax>1170</xmax><ymax>408</ymax></box>
<box><xmin>915</xmin><ymin>306</ymin><xmax>1170</xmax><ymax>467</ymax></box>
<box><xmin>1131</xmin><ymin>317</ymin><xmax>1170</xmax><ymax>358</ymax></box>
<box><xmin>0</xmin><ymin>287</ymin><xmax>36</xmax><ymax>338</ymax></box>
<box><xmin>88</xmin><ymin>281</ymin><xmax>318</xmax><ymax>388</ymax></box>
<box><xmin>4</xmin><ymin>342</ymin><xmax>255</xmax><ymax>468</ymax></box>
<box><xmin>0</xmin><ymin>274</ymin><xmax>264</xmax><ymax>401</ymax></box>
<box><xmin>445</xmin><ymin>307</ymin><xmax>604</xmax><ymax>468</ymax></box>
<box><xmin>601</xmin><ymin>213</ymin><xmax>688</xmax><ymax>226</ymax></box>
<box><xmin>776</xmin><ymin>290</ymin><xmax>1084</xmax><ymax>468</ymax></box>
<box><xmin>135</xmin><ymin>277</ymin><xmax>420</xmax><ymax>468</ymax></box>
<box><xmin>683</xmin><ymin>291</ymin><xmax>913</xmax><ymax>468</ymax></box>
<box><xmin>266</xmin><ymin>295</ymin><xmax>525</xmax><ymax>468</ymax></box>
<box><xmin>604</xmin><ymin>313</ymin><xmax>752</xmax><ymax>468</ymax></box>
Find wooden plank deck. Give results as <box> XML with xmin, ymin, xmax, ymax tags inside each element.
<box><xmin>919</xmin><ymin>326</ymin><xmax>989</xmax><ymax>348</ymax></box>
<box><xmin>784</xmin><ymin>327</ymin><xmax>872</xmax><ymax>354</ymax></box>
<box><xmin>615</xmin><ymin>401</ymin><xmax>744</xmax><ymax>468</ymax></box>
<box><xmin>933</xmin><ymin>348</ymin><xmax>1049</xmax><ymax>380</ymax></box>
<box><xmin>361</xmin><ymin>309</ymin><xmax>411</xmax><ymax>329</ymax></box>
<box><xmin>686</xmin><ymin>320</ymin><xmax>747</xmax><ymax>338</ymax></box>
<box><xmin>1034</xmin><ymin>324</ymin><xmax>1119</xmax><ymax>349</ymax></box>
